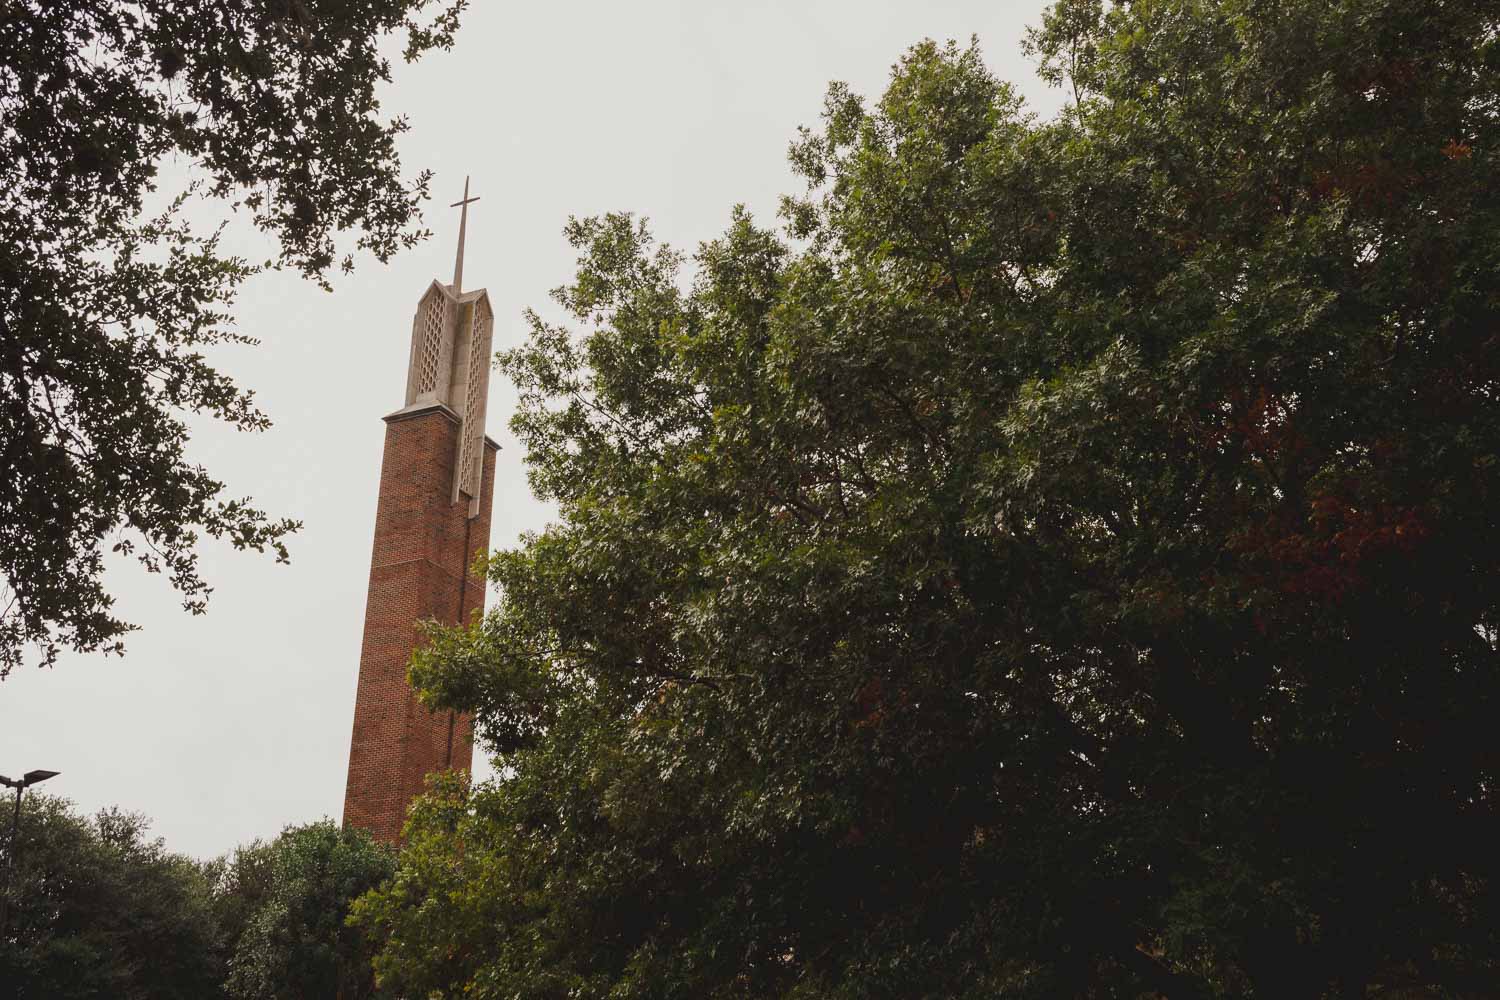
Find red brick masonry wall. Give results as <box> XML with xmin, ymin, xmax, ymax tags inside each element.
<box><xmin>342</xmin><ymin>404</ymin><xmax>497</xmax><ymax>843</ymax></box>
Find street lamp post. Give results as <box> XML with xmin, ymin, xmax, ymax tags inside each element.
<box><xmin>0</xmin><ymin>769</ymin><xmax>59</xmax><ymax>940</ymax></box>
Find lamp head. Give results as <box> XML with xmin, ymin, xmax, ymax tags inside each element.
<box><xmin>21</xmin><ymin>770</ymin><xmax>59</xmax><ymax>786</ymax></box>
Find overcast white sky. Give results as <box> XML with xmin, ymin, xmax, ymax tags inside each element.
<box><xmin>0</xmin><ymin>0</ymin><xmax>1064</xmax><ymax>859</ymax></box>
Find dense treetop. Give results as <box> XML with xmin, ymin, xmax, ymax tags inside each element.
<box><xmin>0</xmin><ymin>0</ymin><xmax>465</xmax><ymax>676</ymax></box>
<box><xmin>0</xmin><ymin>797</ymin><xmax>224</xmax><ymax>999</ymax></box>
<box><xmin>221</xmin><ymin>821</ymin><xmax>395</xmax><ymax>1000</ymax></box>
<box><xmin>358</xmin><ymin>1</ymin><xmax>1500</xmax><ymax>997</ymax></box>
<box><xmin>0</xmin><ymin>797</ymin><xmax>390</xmax><ymax>1000</ymax></box>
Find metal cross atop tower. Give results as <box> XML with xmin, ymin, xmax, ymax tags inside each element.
<box><xmin>450</xmin><ymin>175</ymin><xmax>480</xmax><ymax>294</ymax></box>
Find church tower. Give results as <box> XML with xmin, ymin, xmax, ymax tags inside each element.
<box><xmin>343</xmin><ymin>179</ymin><xmax>498</xmax><ymax>843</ymax></box>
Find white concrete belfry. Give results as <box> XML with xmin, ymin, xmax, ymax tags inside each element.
<box><xmin>400</xmin><ymin>177</ymin><xmax>494</xmax><ymax>517</ymax></box>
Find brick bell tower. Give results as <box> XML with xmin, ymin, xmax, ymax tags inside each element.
<box><xmin>343</xmin><ymin>178</ymin><xmax>498</xmax><ymax>843</ymax></box>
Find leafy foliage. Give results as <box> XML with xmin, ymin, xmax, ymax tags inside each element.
<box><xmin>223</xmin><ymin>821</ymin><xmax>396</xmax><ymax>1000</ymax></box>
<box><xmin>0</xmin><ymin>0</ymin><xmax>466</xmax><ymax>676</ymax></box>
<box><xmin>0</xmin><ymin>795</ymin><xmax>225</xmax><ymax>1000</ymax></box>
<box><xmin>360</xmin><ymin>2</ymin><xmax>1500</xmax><ymax>996</ymax></box>
<box><xmin>0</xmin><ymin>797</ymin><xmax>397</xmax><ymax>1000</ymax></box>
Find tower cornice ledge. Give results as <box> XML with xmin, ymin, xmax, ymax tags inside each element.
<box><xmin>384</xmin><ymin>400</ymin><xmax>461</xmax><ymax>425</ymax></box>
<box><xmin>380</xmin><ymin>406</ymin><xmax>501</xmax><ymax>455</ymax></box>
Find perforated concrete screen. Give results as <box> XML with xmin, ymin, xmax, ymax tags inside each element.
<box><xmin>401</xmin><ymin>280</ymin><xmax>493</xmax><ymax>516</ymax></box>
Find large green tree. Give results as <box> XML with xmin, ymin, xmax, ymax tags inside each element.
<box><xmin>221</xmin><ymin>821</ymin><xmax>395</xmax><ymax>1000</ymax></box>
<box><xmin>358</xmin><ymin>2</ymin><xmax>1500</xmax><ymax>997</ymax></box>
<box><xmin>0</xmin><ymin>796</ymin><xmax>225</xmax><ymax>999</ymax></box>
<box><xmin>0</xmin><ymin>0</ymin><xmax>465</xmax><ymax>676</ymax></box>
<box><xmin>0</xmin><ymin>798</ymin><xmax>395</xmax><ymax>999</ymax></box>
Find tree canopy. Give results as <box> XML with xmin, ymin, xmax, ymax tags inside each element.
<box><xmin>0</xmin><ymin>797</ymin><xmax>394</xmax><ymax>1000</ymax></box>
<box><xmin>0</xmin><ymin>0</ymin><xmax>465</xmax><ymax>676</ymax></box>
<box><xmin>221</xmin><ymin>820</ymin><xmax>396</xmax><ymax>1000</ymax></box>
<box><xmin>0</xmin><ymin>796</ymin><xmax>225</xmax><ymax>999</ymax></box>
<box><xmin>358</xmin><ymin>1</ymin><xmax>1500</xmax><ymax>997</ymax></box>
